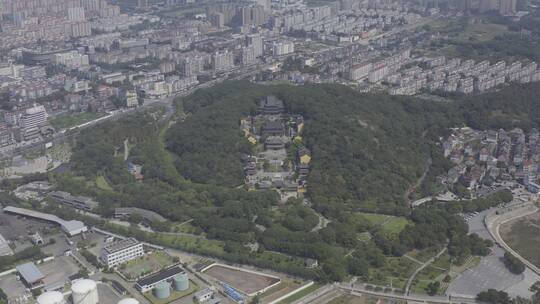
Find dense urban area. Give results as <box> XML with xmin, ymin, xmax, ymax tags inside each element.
<box><xmin>1</xmin><ymin>0</ymin><xmax>540</xmax><ymax>303</ymax></box>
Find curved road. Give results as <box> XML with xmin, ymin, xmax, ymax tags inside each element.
<box><xmin>485</xmin><ymin>203</ymin><xmax>540</xmax><ymax>276</ymax></box>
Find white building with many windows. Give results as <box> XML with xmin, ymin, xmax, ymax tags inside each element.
<box><xmin>99</xmin><ymin>238</ymin><xmax>144</xmax><ymax>267</ymax></box>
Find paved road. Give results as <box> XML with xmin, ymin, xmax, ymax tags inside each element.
<box><xmin>338</xmin><ymin>283</ymin><xmax>477</xmax><ymax>304</ymax></box>
<box><xmin>486</xmin><ymin>203</ymin><xmax>540</xmax><ymax>275</ymax></box>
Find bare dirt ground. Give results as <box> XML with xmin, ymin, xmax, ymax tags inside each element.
<box><xmin>501</xmin><ymin>211</ymin><xmax>540</xmax><ymax>268</ymax></box>
<box><xmin>203</xmin><ymin>265</ymin><xmax>279</xmax><ymax>294</ymax></box>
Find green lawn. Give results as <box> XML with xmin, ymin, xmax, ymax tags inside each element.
<box><xmin>366</xmin><ymin>257</ymin><xmax>417</xmax><ymax>289</ymax></box>
<box><xmin>157</xmin><ymin>234</ymin><xmax>226</xmax><ymax>256</ymax></box>
<box><xmin>411</xmin><ymin>279</ymin><xmax>433</xmax><ymax>294</ymax></box>
<box><xmin>354</xmin><ymin>212</ymin><xmax>390</xmax><ymax>226</ymax></box>
<box><xmin>426</xmin><ymin>17</ymin><xmax>509</xmax><ymax>43</ymax></box>
<box><xmin>255</xmin><ymin>251</ymin><xmax>307</xmax><ymax>269</ymax></box>
<box><xmin>95</xmin><ymin>176</ymin><xmax>113</xmax><ymax>191</ymax></box>
<box><xmin>172</xmin><ymin>222</ymin><xmax>203</xmax><ymax>235</ymax></box>
<box><xmin>380</xmin><ymin>217</ymin><xmax>410</xmax><ymax>237</ymax></box>
<box><xmin>407</xmin><ymin>247</ymin><xmax>443</xmax><ymax>264</ymax></box>
<box><xmin>119</xmin><ymin>251</ymin><xmax>175</xmax><ymax>280</ymax></box>
<box><xmin>50</xmin><ymin>112</ymin><xmax>105</xmax><ymax>130</ymax></box>
<box><xmin>279</xmin><ymin>283</ymin><xmax>322</xmax><ymax>304</ymax></box>
<box><xmin>454</xmin><ymin>22</ymin><xmax>509</xmax><ymax>43</ymax></box>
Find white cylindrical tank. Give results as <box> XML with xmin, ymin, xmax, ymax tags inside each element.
<box><xmin>38</xmin><ymin>291</ymin><xmax>65</xmax><ymax>304</ymax></box>
<box><xmin>117</xmin><ymin>298</ymin><xmax>139</xmax><ymax>304</ymax></box>
<box><xmin>72</xmin><ymin>279</ymin><xmax>98</xmax><ymax>304</ymax></box>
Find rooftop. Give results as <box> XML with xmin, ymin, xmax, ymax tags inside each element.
<box><xmin>16</xmin><ymin>262</ymin><xmax>44</xmax><ymax>283</ymax></box>
<box><xmin>103</xmin><ymin>237</ymin><xmax>141</xmax><ymax>254</ymax></box>
<box><xmin>49</xmin><ymin>191</ymin><xmax>99</xmax><ymax>209</ymax></box>
<box><xmin>3</xmin><ymin>206</ymin><xmax>87</xmax><ymax>236</ymax></box>
<box><xmin>114</xmin><ymin>207</ymin><xmax>166</xmax><ymax>222</ymax></box>
<box><xmin>262</xmin><ymin>121</ymin><xmax>284</xmax><ymax>130</ymax></box>
<box><xmin>136</xmin><ymin>266</ymin><xmax>184</xmax><ymax>287</ymax></box>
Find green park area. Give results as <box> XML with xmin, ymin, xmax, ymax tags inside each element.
<box><xmin>426</xmin><ymin>18</ymin><xmax>509</xmax><ymax>43</ymax></box>
<box><xmin>49</xmin><ymin>111</ymin><xmax>106</xmax><ymax>130</ymax></box>
<box><xmin>95</xmin><ymin>176</ymin><xmax>113</xmax><ymax>191</ymax></box>
<box><xmin>143</xmin><ymin>280</ymin><xmax>199</xmax><ymax>304</ymax></box>
<box><xmin>419</xmin><ymin>15</ymin><xmax>540</xmax><ymax>62</ymax></box>
<box><xmin>118</xmin><ymin>251</ymin><xmax>176</xmax><ymax>280</ymax></box>
<box><xmin>155</xmin><ymin>233</ymin><xmax>226</xmax><ymax>256</ymax></box>
<box><xmin>44</xmin><ymin>81</ymin><xmax>527</xmax><ymax>284</ymax></box>
<box><xmin>172</xmin><ymin>221</ymin><xmax>203</xmax><ymax>235</ymax></box>
<box><xmin>354</xmin><ymin>212</ymin><xmax>411</xmax><ymax>238</ymax></box>
<box><xmin>410</xmin><ymin>253</ymin><xmax>480</xmax><ymax>295</ymax></box>
<box><xmin>366</xmin><ymin>256</ymin><xmax>417</xmax><ymax>290</ymax></box>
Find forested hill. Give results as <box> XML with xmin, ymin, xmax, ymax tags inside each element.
<box><xmin>166</xmin><ymin>82</ymin><xmax>454</xmax><ymax>215</ymax></box>
<box><xmin>55</xmin><ymin>81</ymin><xmax>540</xmax><ymax>281</ymax></box>
<box><xmin>166</xmin><ymin>81</ymin><xmax>540</xmax><ymax>216</ymax></box>
<box><xmin>457</xmin><ymin>82</ymin><xmax>540</xmax><ymax>131</ymax></box>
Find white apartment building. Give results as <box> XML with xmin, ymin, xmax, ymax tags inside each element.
<box><xmin>272</xmin><ymin>41</ymin><xmax>294</xmax><ymax>57</ymax></box>
<box><xmin>20</xmin><ymin>105</ymin><xmax>47</xmax><ymax>130</ymax></box>
<box><xmin>212</xmin><ymin>50</ymin><xmax>234</xmax><ymax>72</ymax></box>
<box><xmin>68</xmin><ymin>7</ymin><xmax>86</xmax><ymax>21</ymax></box>
<box><xmin>348</xmin><ymin>62</ymin><xmax>372</xmax><ymax>81</ymax></box>
<box><xmin>54</xmin><ymin>51</ymin><xmax>89</xmax><ymax>69</ymax></box>
<box><xmin>99</xmin><ymin>238</ymin><xmax>144</xmax><ymax>268</ymax></box>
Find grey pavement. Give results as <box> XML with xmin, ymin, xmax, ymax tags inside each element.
<box><xmin>97</xmin><ymin>282</ymin><xmax>122</xmax><ymax>304</ymax></box>
<box><xmin>467</xmin><ymin>210</ymin><xmax>493</xmax><ymax>240</ymax></box>
<box><xmin>40</xmin><ymin>256</ymin><xmax>80</xmax><ymax>289</ymax></box>
<box><xmin>447</xmin><ymin>209</ymin><xmax>537</xmax><ymax>298</ymax></box>
<box><xmin>0</xmin><ymin>274</ymin><xmax>28</xmax><ymax>300</ymax></box>
<box><xmin>447</xmin><ymin>249</ymin><xmax>523</xmax><ymax>297</ymax></box>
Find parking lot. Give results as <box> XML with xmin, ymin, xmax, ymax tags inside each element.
<box><xmin>448</xmin><ymin>246</ymin><xmax>523</xmax><ymax>296</ymax></box>
<box><xmin>97</xmin><ymin>282</ymin><xmax>122</xmax><ymax>304</ymax></box>
<box><xmin>40</xmin><ymin>256</ymin><xmax>80</xmax><ymax>290</ymax></box>
<box><xmin>448</xmin><ymin>204</ymin><xmax>532</xmax><ymax>298</ymax></box>
<box><xmin>0</xmin><ymin>273</ymin><xmax>29</xmax><ymax>300</ymax></box>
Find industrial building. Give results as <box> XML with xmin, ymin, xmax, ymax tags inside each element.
<box><xmin>3</xmin><ymin>206</ymin><xmax>88</xmax><ymax>236</ymax></box>
<box><xmin>224</xmin><ymin>284</ymin><xmax>244</xmax><ymax>303</ymax></box>
<box><xmin>48</xmin><ymin>191</ymin><xmax>99</xmax><ymax>211</ymax></box>
<box><xmin>16</xmin><ymin>262</ymin><xmax>45</xmax><ymax>289</ymax></box>
<box><xmin>114</xmin><ymin>207</ymin><xmax>166</xmax><ymax>223</ymax></box>
<box><xmin>194</xmin><ymin>288</ymin><xmax>214</xmax><ymax>303</ymax></box>
<box><xmin>135</xmin><ymin>266</ymin><xmax>185</xmax><ymax>292</ymax></box>
<box><xmin>99</xmin><ymin>237</ymin><xmax>144</xmax><ymax>268</ymax></box>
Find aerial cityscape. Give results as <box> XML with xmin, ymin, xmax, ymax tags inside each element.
<box><xmin>0</xmin><ymin>0</ymin><xmax>539</xmax><ymax>303</ymax></box>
